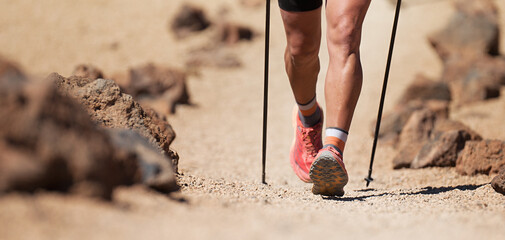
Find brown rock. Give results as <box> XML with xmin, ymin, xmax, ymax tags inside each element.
<box><xmin>423</xmin><ymin>100</ymin><xmax>450</xmax><ymax>119</ymax></box>
<box><xmin>375</xmin><ymin>104</ymin><xmax>422</xmax><ymax>147</ymax></box>
<box><xmin>0</xmin><ymin>75</ymin><xmax>140</xmax><ymax>199</ymax></box>
<box><xmin>143</xmin><ymin>107</ymin><xmax>179</xmax><ymax>173</ymax></box>
<box><xmin>216</xmin><ymin>22</ymin><xmax>255</xmax><ymax>45</ymax></box>
<box><xmin>442</xmin><ymin>56</ymin><xmax>505</xmax><ymax>106</ymax></box>
<box><xmin>393</xmin><ymin>147</ymin><xmax>420</xmax><ymax>169</ymax></box>
<box><xmin>456</xmin><ymin>140</ymin><xmax>505</xmax><ymax>175</ymax></box>
<box><xmin>121</xmin><ymin>63</ymin><xmax>190</xmax><ymax>114</ymax></box>
<box><xmin>396</xmin><ymin>116</ymin><xmax>482</xmax><ymax>169</ymax></box>
<box><xmin>392</xmin><ymin>109</ymin><xmax>438</xmax><ymax>169</ymax></box>
<box><xmin>428</xmin><ymin>0</ymin><xmax>505</xmax><ymax>106</ymax></box>
<box><xmin>0</xmin><ymin>56</ymin><xmax>27</xmax><ymax>84</ymax></box>
<box><xmin>50</xmin><ymin>73</ymin><xmax>179</xmax><ymax>172</ymax></box>
<box><xmin>411</xmin><ymin>123</ymin><xmax>482</xmax><ymax>168</ymax></box>
<box><xmin>171</xmin><ymin>5</ymin><xmax>211</xmax><ymax>39</ymax></box>
<box><xmin>127</xmin><ymin>63</ymin><xmax>186</xmax><ymax>98</ymax></box>
<box><xmin>375</xmin><ymin>100</ymin><xmax>448</xmax><ymax>147</ymax></box>
<box><xmin>107</xmin><ymin>129</ymin><xmax>179</xmax><ymax>193</ymax></box>
<box><xmin>72</xmin><ymin>64</ymin><xmax>104</xmax><ymax>80</ymax></box>
<box><xmin>398</xmin><ymin>74</ymin><xmax>451</xmax><ymax>104</ymax></box>
<box><xmin>491</xmin><ymin>167</ymin><xmax>505</xmax><ymax>195</ymax></box>
<box><xmin>433</xmin><ymin>119</ymin><xmax>481</xmax><ymax>135</ymax></box>
<box><xmin>428</xmin><ymin>0</ymin><xmax>499</xmax><ymax>62</ymax></box>
<box><xmin>112</xmin><ymin>63</ymin><xmax>190</xmax><ymax>115</ymax></box>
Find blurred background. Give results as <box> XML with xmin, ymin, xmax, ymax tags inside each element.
<box><xmin>1</xmin><ymin>0</ymin><xmax>505</xmax><ymax>239</ymax></box>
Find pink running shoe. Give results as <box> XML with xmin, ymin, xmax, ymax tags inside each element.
<box><xmin>289</xmin><ymin>107</ymin><xmax>323</xmax><ymax>183</ymax></box>
<box><xmin>309</xmin><ymin>146</ymin><xmax>348</xmax><ymax>196</ymax></box>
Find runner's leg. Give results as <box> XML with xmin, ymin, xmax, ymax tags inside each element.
<box><xmin>280</xmin><ymin>7</ymin><xmax>322</xmax><ymax>105</ymax></box>
<box><xmin>279</xmin><ymin>3</ymin><xmax>324</xmax><ymax>182</ymax></box>
<box><xmin>308</xmin><ymin>0</ymin><xmax>371</xmax><ymax>196</ymax></box>
<box><xmin>324</xmin><ymin>0</ymin><xmax>371</xmax><ymax>134</ymax></box>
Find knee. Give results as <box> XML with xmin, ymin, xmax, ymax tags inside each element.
<box><xmin>286</xmin><ymin>36</ymin><xmax>320</xmax><ymax>65</ymax></box>
<box><xmin>327</xmin><ymin>16</ymin><xmax>362</xmax><ymax>55</ymax></box>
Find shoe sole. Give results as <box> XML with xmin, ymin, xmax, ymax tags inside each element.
<box><xmin>309</xmin><ymin>151</ymin><xmax>348</xmax><ymax>197</ymax></box>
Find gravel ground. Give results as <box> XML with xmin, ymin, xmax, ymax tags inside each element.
<box><xmin>1</xmin><ymin>0</ymin><xmax>504</xmax><ymax>239</ymax></box>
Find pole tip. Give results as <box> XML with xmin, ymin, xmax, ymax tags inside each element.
<box><xmin>364</xmin><ymin>177</ymin><xmax>374</xmax><ymax>187</ymax></box>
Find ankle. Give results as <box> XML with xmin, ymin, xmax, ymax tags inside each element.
<box><xmin>324</xmin><ymin>127</ymin><xmax>348</xmax><ymax>154</ymax></box>
<box><xmin>297</xmin><ymin>96</ymin><xmax>321</xmax><ymax>127</ymax></box>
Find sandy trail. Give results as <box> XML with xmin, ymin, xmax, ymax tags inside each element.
<box><xmin>1</xmin><ymin>0</ymin><xmax>505</xmax><ymax>239</ymax></box>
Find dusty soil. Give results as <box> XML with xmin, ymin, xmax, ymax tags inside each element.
<box><xmin>1</xmin><ymin>0</ymin><xmax>505</xmax><ymax>239</ymax></box>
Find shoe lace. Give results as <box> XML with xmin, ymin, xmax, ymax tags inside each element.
<box><xmin>300</xmin><ymin>126</ymin><xmax>321</xmax><ymax>156</ymax></box>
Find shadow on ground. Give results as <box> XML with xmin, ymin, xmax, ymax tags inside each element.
<box><xmin>322</xmin><ymin>183</ymin><xmax>489</xmax><ymax>202</ymax></box>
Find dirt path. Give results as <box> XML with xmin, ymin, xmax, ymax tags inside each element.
<box><xmin>1</xmin><ymin>0</ymin><xmax>505</xmax><ymax>239</ymax></box>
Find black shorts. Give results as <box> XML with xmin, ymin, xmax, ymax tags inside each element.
<box><xmin>278</xmin><ymin>0</ymin><xmax>323</xmax><ymax>12</ymax></box>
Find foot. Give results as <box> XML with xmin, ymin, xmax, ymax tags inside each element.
<box><xmin>289</xmin><ymin>106</ymin><xmax>323</xmax><ymax>183</ymax></box>
<box><xmin>309</xmin><ymin>146</ymin><xmax>348</xmax><ymax>196</ymax></box>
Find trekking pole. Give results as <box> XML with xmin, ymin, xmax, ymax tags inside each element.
<box><xmin>365</xmin><ymin>0</ymin><xmax>402</xmax><ymax>187</ymax></box>
<box><xmin>262</xmin><ymin>0</ymin><xmax>271</xmax><ymax>184</ymax></box>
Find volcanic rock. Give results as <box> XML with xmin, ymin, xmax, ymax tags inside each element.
<box><xmin>456</xmin><ymin>140</ymin><xmax>505</xmax><ymax>175</ymax></box>
<box><xmin>374</xmin><ymin>73</ymin><xmax>450</xmax><ymax>147</ymax></box>
<box><xmin>392</xmin><ymin>109</ymin><xmax>438</xmax><ymax>169</ymax></box>
<box><xmin>491</xmin><ymin>167</ymin><xmax>505</xmax><ymax>195</ymax></box>
<box><xmin>118</xmin><ymin>63</ymin><xmax>190</xmax><ymax>114</ymax></box>
<box><xmin>72</xmin><ymin>64</ymin><xmax>104</xmax><ymax>80</ymax></box>
<box><xmin>428</xmin><ymin>0</ymin><xmax>499</xmax><ymax>62</ymax></box>
<box><xmin>412</xmin><ymin>130</ymin><xmax>461</xmax><ymax>167</ymax></box>
<box><xmin>107</xmin><ymin>129</ymin><xmax>178</xmax><ymax>193</ymax></box>
<box><xmin>125</xmin><ymin>63</ymin><xmax>186</xmax><ymax>98</ymax></box>
<box><xmin>442</xmin><ymin>56</ymin><xmax>505</xmax><ymax>106</ymax></box>
<box><xmin>171</xmin><ymin>5</ymin><xmax>211</xmax><ymax>39</ymax></box>
<box><xmin>376</xmin><ymin>100</ymin><xmax>448</xmax><ymax>147</ymax></box>
<box><xmin>50</xmin><ymin>73</ymin><xmax>179</xmax><ymax>172</ymax></box>
<box><xmin>411</xmin><ymin>120</ymin><xmax>482</xmax><ymax>168</ymax></box>
<box><xmin>428</xmin><ymin>0</ymin><xmax>505</xmax><ymax>106</ymax></box>
<box><xmin>0</xmin><ymin>74</ymin><xmax>140</xmax><ymax>199</ymax></box>
<box><xmin>216</xmin><ymin>22</ymin><xmax>255</xmax><ymax>45</ymax></box>
<box><xmin>0</xmin><ymin>56</ymin><xmax>27</xmax><ymax>84</ymax></box>
<box><xmin>393</xmin><ymin>147</ymin><xmax>421</xmax><ymax>170</ymax></box>
<box><xmin>398</xmin><ymin>74</ymin><xmax>451</xmax><ymax>104</ymax></box>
